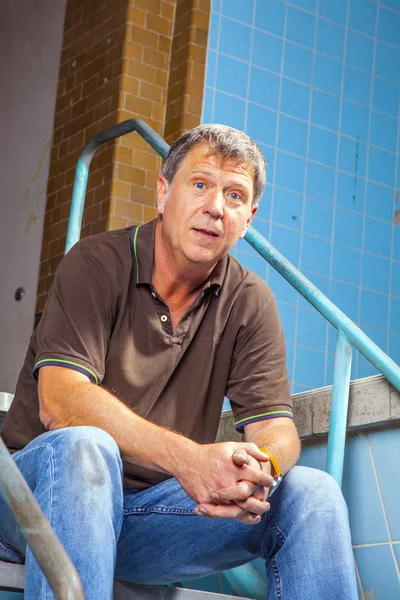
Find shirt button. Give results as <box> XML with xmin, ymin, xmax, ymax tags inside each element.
<box><xmin>160</xmin><ymin>315</ymin><xmax>168</xmax><ymax>323</ymax></box>
<box><xmin>151</xmin><ymin>292</ymin><xmax>156</xmax><ymax>298</ymax></box>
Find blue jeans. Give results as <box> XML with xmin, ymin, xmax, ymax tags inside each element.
<box><xmin>0</xmin><ymin>426</ymin><xmax>358</xmax><ymax>599</ymax></box>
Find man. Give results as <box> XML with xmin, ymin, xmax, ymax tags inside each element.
<box><xmin>0</xmin><ymin>124</ymin><xmax>357</xmax><ymax>599</ymax></box>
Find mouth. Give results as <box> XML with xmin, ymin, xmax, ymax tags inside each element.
<box><xmin>192</xmin><ymin>227</ymin><xmax>219</xmax><ymax>238</ymax></box>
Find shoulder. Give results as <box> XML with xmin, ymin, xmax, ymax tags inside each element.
<box><xmin>225</xmin><ymin>253</ymin><xmax>275</xmax><ymax>310</ymax></box>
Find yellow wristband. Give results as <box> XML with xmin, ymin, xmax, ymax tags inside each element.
<box><xmin>259</xmin><ymin>447</ymin><xmax>282</xmax><ymax>477</ymax></box>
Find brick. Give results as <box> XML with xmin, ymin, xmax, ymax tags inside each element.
<box><xmin>134</xmin><ymin>0</ymin><xmax>161</xmax><ymax>13</ymax></box>
<box><xmin>114</xmin><ymin>145</ymin><xmax>133</xmax><ymax>164</ymax></box>
<box><xmin>146</xmin><ymin>13</ymin><xmax>172</xmax><ymax>36</ymax></box>
<box><xmin>151</xmin><ymin>101</ymin><xmax>166</xmax><ymax>122</ymax></box>
<box><xmin>124</xmin><ymin>95</ymin><xmax>153</xmax><ymax>118</ymax></box>
<box><xmin>130</xmin><ymin>184</ymin><xmax>157</xmax><ymax>206</ymax></box>
<box><xmin>111</xmin><ymin>179</ymin><xmax>131</xmax><ymax>200</ymax></box>
<box><xmin>115</xmin><ymin>199</ymin><xmax>143</xmax><ymax>221</ymax></box>
<box><xmin>145</xmin><ymin>170</ymin><xmax>159</xmax><ymax>191</ymax></box>
<box><xmin>109</xmin><ymin>215</ymin><xmax>129</xmax><ymax>230</ymax></box>
<box><xmin>128</xmin><ymin>61</ymin><xmax>156</xmax><ymax>84</ymax></box>
<box><xmin>158</xmin><ymin>34</ymin><xmax>171</xmax><ymax>54</ymax></box>
<box><xmin>144</xmin><ymin>206</ymin><xmax>157</xmax><ymax>222</ymax></box>
<box><xmin>143</xmin><ymin>47</ymin><xmax>168</xmax><ymax>70</ymax></box>
<box><xmin>123</xmin><ymin>41</ymin><xmax>143</xmax><ymax>61</ymax></box>
<box><xmin>118</xmin><ymin>164</ymin><xmax>146</xmax><ymax>185</ymax></box>
<box><xmin>126</xmin><ymin>6</ymin><xmax>146</xmax><ymax>28</ymax></box>
<box><xmin>133</xmin><ymin>150</ymin><xmax>159</xmax><ymax>171</ymax></box>
<box><xmin>120</xmin><ymin>75</ymin><xmax>140</xmax><ymax>96</ymax></box>
<box><xmin>140</xmin><ymin>81</ymin><xmax>164</xmax><ymax>103</ymax></box>
<box><xmin>193</xmin><ymin>26</ymin><xmax>208</xmax><ymax>47</ymax></box>
<box><xmin>130</xmin><ymin>26</ymin><xmax>158</xmax><ymax>49</ymax></box>
<box><xmin>161</xmin><ymin>0</ymin><xmax>175</xmax><ymax>20</ymax></box>
<box><xmin>191</xmin><ymin>10</ymin><xmax>209</xmax><ymax>29</ymax></box>
<box><xmin>154</xmin><ymin>69</ymin><xmax>168</xmax><ymax>87</ymax></box>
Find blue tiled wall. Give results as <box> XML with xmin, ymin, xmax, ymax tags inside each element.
<box><xmin>187</xmin><ymin>428</ymin><xmax>400</xmax><ymax>599</ymax></box>
<box><xmin>203</xmin><ymin>0</ymin><xmax>400</xmax><ymax>394</ymax></box>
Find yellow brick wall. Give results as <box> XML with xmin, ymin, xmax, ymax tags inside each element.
<box><xmin>37</xmin><ymin>0</ymin><xmax>210</xmax><ymax>313</ymax></box>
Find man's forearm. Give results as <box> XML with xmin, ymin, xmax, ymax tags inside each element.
<box><xmin>39</xmin><ymin>371</ymin><xmax>197</xmax><ymax>477</ymax></box>
<box><xmin>245</xmin><ymin>418</ymin><xmax>301</xmax><ymax>476</ymax></box>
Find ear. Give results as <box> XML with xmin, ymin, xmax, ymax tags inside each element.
<box><xmin>239</xmin><ymin>205</ymin><xmax>258</xmax><ymax>239</ymax></box>
<box><xmin>156</xmin><ymin>175</ymin><xmax>169</xmax><ymax>215</ymax></box>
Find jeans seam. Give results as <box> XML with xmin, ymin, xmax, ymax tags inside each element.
<box><xmin>261</xmin><ymin>513</ymin><xmax>286</xmax><ymax>546</ymax></box>
<box><xmin>272</xmin><ymin>555</ymin><xmax>283</xmax><ymax>600</ymax></box>
<box><xmin>40</xmin><ymin>444</ymin><xmax>55</xmax><ymax>600</ymax></box>
<box><xmin>123</xmin><ymin>506</ymin><xmax>195</xmax><ymax>516</ymax></box>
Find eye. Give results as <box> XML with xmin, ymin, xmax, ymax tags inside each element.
<box><xmin>194</xmin><ymin>182</ymin><xmax>205</xmax><ymax>190</ymax></box>
<box><xmin>228</xmin><ymin>192</ymin><xmax>242</xmax><ymax>202</ymax></box>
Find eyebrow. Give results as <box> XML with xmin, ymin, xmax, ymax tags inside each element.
<box><xmin>188</xmin><ymin>170</ymin><xmax>251</xmax><ymax>193</ymax></box>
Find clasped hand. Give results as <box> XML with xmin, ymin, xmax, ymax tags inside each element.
<box><xmin>177</xmin><ymin>442</ymin><xmax>275</xmax><ymax>525</ymax></box>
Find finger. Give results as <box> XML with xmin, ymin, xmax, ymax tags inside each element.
<box><xmin>195</xmin><ymin>503</ymin><xmax>246</xmax><ymax>520</ymax></box>
<box><xmin>232</xmin><ymin>449</ymin><xmax>250</xmax><ymax>466</ymax></box>
<box><xmin>211</xmin><ymin>481</ymin><xmax>255</xmax><ymax>502</ymax></box>
<box><xmin>235</xmin><ymin>496</ymin><xmax>270</xmax><ymax>515</ymax></box>
<box><xmin>241</xmin><ymin>443</ymin><xmax>270</xmax><ymax>463</ymax></box>
<box><xmin>239</xmin><ymin>464</ymin><xmax>274</xmax><ymax>488</ymax></box>
<box><xmin>236</xmin><ymin>512</ymin><xmax>262</xmax><ymax>525</ymax></box>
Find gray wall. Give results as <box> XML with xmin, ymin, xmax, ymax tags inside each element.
<box><xmin>0</xmin><ymin>0</ymin><xmax>66</xmax><ymax>392</ymax></box>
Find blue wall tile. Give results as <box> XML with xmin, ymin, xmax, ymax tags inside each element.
<box><xmin>280</xmin><ymin>79</ymin><xmax>310</xmax><ymax>120</ymax></box>
<box><xmin>273</xmin><ymin>187</ymin><xmax>303</xmax><ymax>229</ymax></box>
<box><xmin>246</xmin><ymin>104</ymin><xmax>277</xmax><ymax>146</ymax></box>
<box><xmin>219</xmin><ymin>17</ymin><xmax>251</xmax><ymax>61</ymax></box>
<box><xmin>297</xmin><ymin>441</ymin><xmax>327</xmax><ymax>470</ymax></box>
<box><xmin>256</xmin><ymin>186</ymin><xmax>272</xmax><ymax>221</ymax></box>
<box><xmin>366</xmin><ymin>182</ymin><xmax>395</xmax><ymax>222</ymax></box>
<box><xmin>364</xmin><ymin>216</ymin><xmax>392</xmax><ymax>257</ymax></box>
<box><xmin>372</xmin><ymin>77</ymin><xmax>400</xmax><ymax>118</ymax></box>
<box><xmin>253</xmin><ymin>29</ymin><xmax>283</xmax><ymax>73</ymax></box>
<box><xmin>275</xmin><ymin>152</ymin><xmax>306</xmax><ymax>193</ymax></box>
<box><xmin>390</xmin><ymin>297</ymin><xmax>400</xmax><ymax>334</ymax></box>
<box><xmin>360</xmin><ymin>325</ymin><xmax>388</xmax><ymax>351</ymax></box>
<box><xmin>286</xmin><ymin>6</ymin><xmax>316</xmax><ymax>49</ymax></box>
<box><xmin>339</xmin><ymin>136</ymin><xmax>367</xmax><ymax>178</ymax></box>
<box><xmin>368</xmin><ymin>147</ymin><xmax>397</xmax><ymax>188</ymax></box>
<box><xmin>294</xmin><ymin>346</ymin><xmax>326</xmax><ymax>388</ymax></box>
<box><xmin>375</xmin><ymin>42</ymin><xmax>400</xmax><ymax>84</ymax></box>
<box><xmin>332</xmin><ymin>244</ymin><xmax>361</xmax><ymax>284</ymax></box>
<box><xmin>249</xmin><ymin>67</ymin><xmax>280</xmax><ymax>109</ymax></box>
<box><xmin>212</xmin><ymin>0</ymin><xmax>221</xmax><ymax>12</ymax></box>
<box><xmin>271</xmin><ymin>224</ymin><xmax>301</xmax><ymax>265</ymax></box>
<box><xmin>360</xmin><ymin>289</ymin><xmax>389</xmax><ymax>330</ymax></box>
<box><xmin>311</xmin><ymin>89</ymin><xmax>340</xmax><ymax>131</ymax></box>
<box><xmin>216</xmin><ymin>54</ymin><xmax>249</xmax><ymax>97</ymax></box>
<box><xmin>308</xmin><ymin>126</ymin><xmax>338</xmax><ymax>168</ymax></box>
<box><xmin>286</xmin><ymin>341</ymin><xmax>294</xmax><ymax>382</ymax></box>
<box><xmin>278</xmin><ymin>115</ymin><xmax>308</xmax><ymax>156</ymax></box>
<box><xmin>213</xmin><ymin>91</ymin><xmax>246</xmax><ymax>129</ymax></box>
<box><xmin>394</xmin><ymin>226</ymin><xmax>400</xmax><ymax>262</ymax></box>
<box><xmin>298</xmin><ymin>270</ymin><xmax>330</xmax><ymax>308</ymax></box>
<box><xmin>336</xmin><ymin>172</ymin><xmax>365</xmax><ymax>212</ymax></box>
<box><xmin>394</xmin><ymin>544</ymin><xmax>400</xmax><ymax>574</ymax></box>
<box><xmin>221</xmin><ymin>0</ymin><xmax>254</xmax><ymax>25</ymax></box>
<box><xmin>341</xmin><ymin>101</ymin><xmax>370</xmax><ymax>142</ymax></box>
<box><xmin>369</xmin><ymin>429</ymin><xmax>400</xmax><ymax>540</ymax></box>
<box><xmin>202</xmin><ymin>87</ymin><xmax>213</xmax><ymax>122</ymax></box>
<box><xmin>330</xmin><ymin>280</ymin><xmax>360</xmax><ymax>322</ymax></box>
<box><xmin>304</xmin><ymin>197</ymin><xmax>333</xmax><ymax>239</ymax></box>
<box><xmin>334</xmin><ymin>207</ymin><xmax>363</xmax><ymax>248</ymax></box>
<box><xmin>346</xmin><ymin>30</ymin><xmax>374</xmax><ymax>72</ymax></box>
<box><xmin>206</xmin><ymin>50</ymin><xmax>216</xmax><ymax>86</ymax></box>
<box><xmin>389</xmin><ymin>332</ymin><xmax>400</xmax><ymax>363</ymax></box>
<box><xmin>269</xmin><ymin>267</ymin><xmax>298</xmax><ymax>303</ymax></box>
<box><xmin>301</xmin><ymin>234</ymin><xmax>331</xmax><ymax>274</ymax></box>
<box><xmin>297</xmin><ymin>307</ymin><xmax>327</xmax><ymax>350</ymax></box>
<box><xmin>318</xmin><ymin>0</ymin><xmax>347</xmax><ymax>24</ymax></box>
<box><xmin>380</xmin><ymin>0</ymin><xmax>400</xmax><ymax>10</ymax></box>
<box><xmin>290</xmin><ymin>0</ymin><xmax>317</xmax><ymax>12</ymax></box>
<box><xmin>283</xmin><ymin>42</ymin><xmax>313</xmax><ymax>84</ymax></box>
<box><xmin>307</xmin><ymin>162</ymin><xmax>336</xmax><ymax>202</ymax></box>
<box><xmin>313</xmin><ymin>53</ymin><xmax>342</xmax><ymax>96</ymax></box>
<box><xmin>255</xmin><ymin>0</ymin><xmax>286</xmax><ymax>37</ymax></box>
<box><xmin>237</xmin><ymin>251</ymin><xmax>268</xmax><ymax>280</ymax></box>
<box><xmin>362</xmin><ymin>253</ymin><xmax>390</xmax><ymax>294</ymax></box>
<box><xmin>370</xmin><ymin>112</ymin><xmax>398</xmax><ymax>153</ymax></box>
<box><xmin>391</xmin><ymin>261</ymin><xmax>400</xmax><ymax>297</ymax></box>
<box><xmin>277</xmin><ymin>301</ymin><xmax>297</xmax><ymax>343</ymax></box>
<box><xmin>378</xmin><ymin>6</ymin><xmax>400</xmax><ymax>48</ymax></box>
<box><xmin>343</xmin><ymin>66</ymin><xmax>371</xmax><ymax>107</ymax></box>
<box><xmin>342</xmin><ymin>435</ymin><xmax>389</xmax><ymax>544</ymax></box>
<box><xmin>357</xmin><ymin>360</ymin><xmax>380</xmax><ymax>378</ymax></box>
<box><xmin>316</xmin><ymin>19</ymin><xmax>345</xmax><ymax>61</ymax></box>
<box><xmin>354</xmin><ymin>545</ymin><xmax>400</xmax><ymax>599</ymax></box>
<box><xmin>190</xmin><ymin>574</ymin><xmax>221</xmax><ymax>593</ymax></box>
<box><xmin>209</xmin><ymin>13</ymin><xmax>220</xmax><ymax>50</ymax></box>
<box><xmin>348</xmin><ymin>0</ymin><xmax>377</xmax><ymax>37</ymax></box>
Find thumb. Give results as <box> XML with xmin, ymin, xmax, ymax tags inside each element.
<box><xmin>232</xmin><ymin>449</ymin><xmax>249</xmax><ymax>466</ymax></box>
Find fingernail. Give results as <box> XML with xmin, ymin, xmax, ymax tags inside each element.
<box><xmin>198</xmin><ymin>507</ymin><xmax>208</xmax><ymax>515</ymax></box>
<box><xmin>211</xmin><ymin>492</ymin><xmax>219</xmax><ymax>501</ymax></box>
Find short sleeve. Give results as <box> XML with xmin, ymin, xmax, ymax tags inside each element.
<box><xmin>33</xmin><ymin>241</ymin><xmax>117</xmax><ymax>385</ymax></box>
<box><xmin>226</xmin><ymin>279</ymin><xmax>292</xmax><ymax>433</ymax></box>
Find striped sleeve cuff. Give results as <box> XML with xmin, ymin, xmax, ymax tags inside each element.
<box><xmin>235</xmin><ymin>410</ymin><xmax>293</xmax><ymax>433</ymax></box>
<box><xmin>33</xmin><ymin>359</ymin><xmax>99</xmax><ymax>385</ymax></box>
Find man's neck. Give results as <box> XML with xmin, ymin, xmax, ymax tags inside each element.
<box><xmin>153</xmin><ymin>220</ymin><xmax>215</xmax><ymax>304</ymax></box>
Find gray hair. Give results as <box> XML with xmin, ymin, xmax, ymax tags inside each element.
<box><xmin>161</xmin><ymin>124</ymin><xmax>266</xmax><ymax>206</ymax></box>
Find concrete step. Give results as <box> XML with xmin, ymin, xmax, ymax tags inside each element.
<box><xmin>0</xmin><ymin>561</ymin><xmax>248</xmax><ymax>599</ymax></box>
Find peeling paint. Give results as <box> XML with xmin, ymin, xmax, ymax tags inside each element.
<box><xmin>394</xmin><ymin>210</ymin><xmax>400</xmax><ymax>225</ymax></box>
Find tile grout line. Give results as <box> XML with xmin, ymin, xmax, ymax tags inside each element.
<box><xmin>366</xmin><ymin>432</ymin><xmax>400</xmax><ymax>580</ymax></box>
<box><xmin>355</xmin><ymin>0</ymin><xmax>381</xmax><ymax>374</ymax></box>
<box><xmin>386</xmin><ymin>17</ymin><xmax>400</xmax><ymax>359</ymax></box>
<box><xmin>242</xmin><ymin>0</ymin><xmax>256</xmax><ymax>135</ymax></box>
<box><xmin>210</xmin><ymin>0</ymin><xmax>222</xmax><ymax>123</ymax></box>
<box><xmin>325</xmin><ymin>0</ymin><xmax>350</xmax><ymax>385</ymax></box>
<box><xmin>292</xmin><ymin>0</ymin><xmax>320</xmax><ymax>390</ymax></box>
<box><xmin>353</xmin><ymin>555</ymin><xmax>365</xmax><ymax>600</ymax></box>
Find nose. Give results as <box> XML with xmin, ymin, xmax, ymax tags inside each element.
<box><xmin>203</xmin><ymin>190</ymin><xmax>224</xmax><ymax>219</ymax></box>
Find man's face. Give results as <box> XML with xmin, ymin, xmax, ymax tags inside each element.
<box><xmin>156</xmin><ymin>143</ymin><xmax>257</xmax><ymax>269</ymax></box>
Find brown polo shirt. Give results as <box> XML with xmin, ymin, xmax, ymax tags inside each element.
<box><xmin>1</xmin><ymin>219</ymin><xmax>292</xmax><ymax>489</ymax></box>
